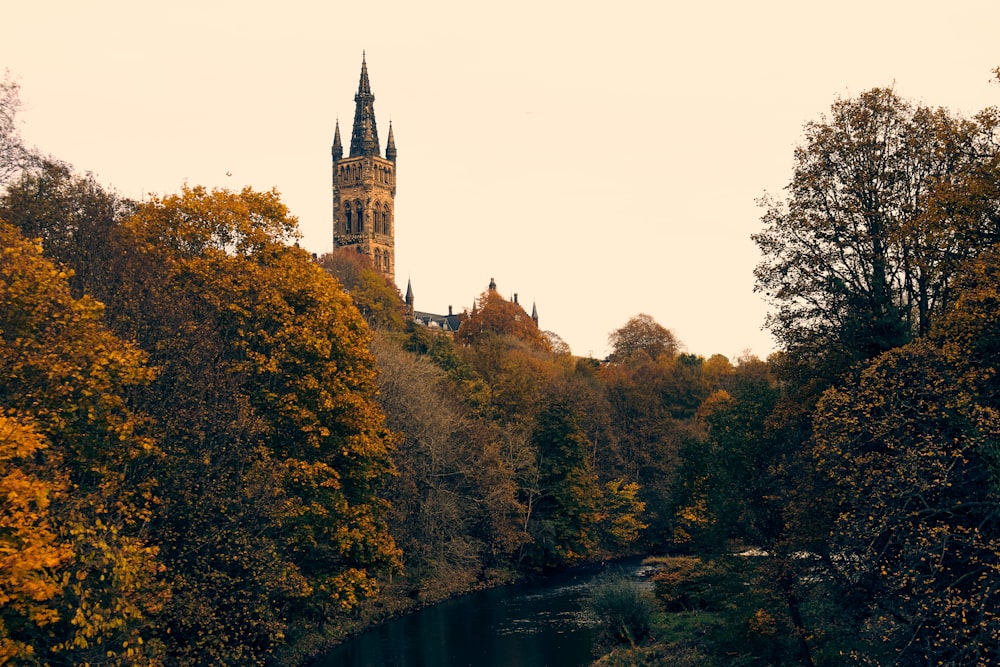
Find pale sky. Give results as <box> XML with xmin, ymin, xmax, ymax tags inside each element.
<box><xmin>4</xmin><ymin>1</ymin><xmax>999</xmax><ymax>360</ymax></box>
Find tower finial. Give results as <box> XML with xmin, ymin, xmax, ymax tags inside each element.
<box><xmin>385</xmin><ymin>120</ymin><xmax>397</xmax><ymax>162</ymax></box>
<box><xmin>350</xmin><ymin>53</ymin><xmax>380</xmax><ymax>157</ymax></box>
<box><xmin>332</xmin><ymin>118</ymin><xmax>343</xmax><ymax>160</ymax></box>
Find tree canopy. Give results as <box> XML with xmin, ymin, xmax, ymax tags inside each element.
<box><xmin>607</xmin><ymin>313</ymin><xmax>681</xmax><ymax>363</ymax></box>
<box><xmin>455</xmin><ymin>288</ymin><xmax>550</xmax><ymax>352</ymax></box>
<box><xmin>754</xmin><ymin>88</ymin><xmax>1000</xmax><ymax>378</ymax></box>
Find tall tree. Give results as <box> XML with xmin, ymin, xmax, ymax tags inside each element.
<box><xmin>525</xmin><ymin>400</ymin><xmax>602</xmax><ymax>569</ymax></box>
<box><xmin>33</xmin><ymin>184</ymin><xmax>403</xmax><ymax>665</ymax></box>
<box><xmin>754</xmin><ymin>88</ymin><xmax>1000</xmax><ymax>379</ymax></box>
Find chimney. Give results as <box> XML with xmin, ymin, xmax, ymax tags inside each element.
<box><xmin>448</xmin><ymin>305</ymin><xmax>453</xmax><ymax>316</ymax></box>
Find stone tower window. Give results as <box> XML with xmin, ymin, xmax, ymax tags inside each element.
<box><xmin>356</xmin><ymin>201</ymin><xmax>364</xmax><ymax>232</ymax></box>
<box><xmin>344</xmin><ymin>203</ymin><xmax>353</xmax><ymax>233</ymax></box>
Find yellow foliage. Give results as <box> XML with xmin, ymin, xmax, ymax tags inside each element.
<box><xmin>1</xmin><ymin>222</ymin><xmax>165</xmax><ymax>664</ymax></box>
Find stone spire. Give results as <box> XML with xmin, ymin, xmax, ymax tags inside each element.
<box><xmin>331</xmin><ymin>119</ymin><xmax>343</xmax><ymax>160</ymax></box>
<box><xmin>531</xmin><ymin>302</ymin><xmax>539</xmax><ymax>327</ymax></box>
<box><xmin>405</xmin><ymin>278</ymin><xmax>414</xmax><ymax>309</ymax></box>
<box><xmin>350</xmin><ymin>52</ymin><xmax>381</xmax><ymax>158</ymax></box>
<box><xmin>385</xmin><ymin>121</ymin><xmax>397</xmax><ymax>162</ymax></box>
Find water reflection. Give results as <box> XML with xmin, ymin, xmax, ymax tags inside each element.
<box><xmin>312</xmin><ymin>563</ymin><xmax>640</xmax><ymax>667</ymax></box>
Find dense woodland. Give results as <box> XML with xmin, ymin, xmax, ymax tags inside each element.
<box><xmin>2</xmin><ymin>70</ymin><xmax>1000</xmax><ymax>666</ymax></box>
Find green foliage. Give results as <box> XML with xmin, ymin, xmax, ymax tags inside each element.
<box><xmin>644</xmin><ymin>554</ymin><xmax>850</xmax><ymax>667</ymax></box>
<box><xmin>587</xmin><ymin>574</ymin><xmax>656</xmax><ymax>647</ymax></box>
<box><xmin>525</xmin><ymin>400</ymin><xmax>602</xmax><ymax>568</ymax></box>
<box><xmin>649</xmin><ymin>556</ymin><xmax>738</xmax><ymax>613</ymax></box>
<box><xmin>814</xmin><ymin>308</ymin><xmax>1000</xmax><ymax>664</ymax></box>
<box><xmin>671</xmin><ymin>356</ymin><xmax>787</xmax><ymax>550</ymax></box>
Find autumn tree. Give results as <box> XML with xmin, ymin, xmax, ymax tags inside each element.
<box><xmin>21</xmin><ymin>184</ymin><xmax>402</xmax><ymax>665</ymax></box>
<box><xmin>607</xmin><ymin>313</ymin><xmax>680</xmax><ymax>363</ymax></box>
<box><xmin>672</xmin><ymin>355</ymin><xmax>782</xmax><ymax>549</ymax></box>
<box><xmin>807</xmin><ymin>243</ymin><xmax>1000</xmax><ymax>664</ymax></box>
<box><xmin>600</xmin><ymin>319</ymin><xmax>721</xmax><ymax>544</ymax></box>
<box><xmin>0</xmin><ymin>161</ymin><xmax>133</xmax><ymax>301</ymax></box>
<box><xmin>370</xmin><ymin>334</ymin><xmax>523</xmax><ymax>594</ymax></box>
<box><xmin>318</xmin><ymin>248</ymin><xmax>408</xmax><ymax>331</ymax></box>
<box><xmin>0</xmin><ymin>414</ymin><xmax>71</xmax><ymax>664</ymax></box>
<box><xmin>754</xmin><ymin>88</ymin><xmax>1000</xmax><ymax>381</ymax></box>
<box><xmin>814</xmin><ymin>341</ymin><xmax>1000</xmax><ymax>664</ymax></box>
<box><xmin>455</xmin><ymin>287</ymin><xmax>551</xmax><ymax>352</ymax></box>
<box><xmin>0</xmin><ymin>222</ymin><xmax>165</xmax><ymax>665</ymax></box>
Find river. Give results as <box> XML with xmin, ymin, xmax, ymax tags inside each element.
<box><xmin>311</xmin><ymin>558</ymin><xmax>647</xmax><ymax>667</ymax></box>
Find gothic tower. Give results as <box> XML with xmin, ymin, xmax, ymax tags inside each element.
<box><xmin>332</xmin><ymin>53</ymin><xmax>397</xmax><ymax>278</ymax></box>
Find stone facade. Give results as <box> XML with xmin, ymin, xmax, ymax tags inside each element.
<box><xmin>332</xmin><ymin>54</ymin><xmax>397</xmax><ymax>278</ymax></box>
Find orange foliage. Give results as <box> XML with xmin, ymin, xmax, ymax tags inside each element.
<box><xmin>455</xmin><ymin>289</ymin><xmax>550</xmax><ymax>352</ymax></box>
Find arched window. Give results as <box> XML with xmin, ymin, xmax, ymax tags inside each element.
<box><xmin>383</xmin><ymin>250</ymin><xmax>390</xmax><ymax>271</ymax></box>
<box><xmin>344</xmin><ymin>203</ymin><xmax>352</xmax><ymax>233</ymax></box>
<box><xmin>356</xmin><ymin>201</ymin><xmax>364</xmax><ymax>232</ymax></box>
<box><xmin>374</xmin><ymin>248</ymin><xmax>381</xmax><ymax>267</ymax></box>
<box><xmin>381</xmin><ymin>206</ymin><xmax>389</xmax><ymax>235</ymax></box>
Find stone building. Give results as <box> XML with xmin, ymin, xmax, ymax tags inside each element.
<box><xmin>332</xmin><ymin>53</ymin><xmax>397</xmax><ymax>278</ymax></box>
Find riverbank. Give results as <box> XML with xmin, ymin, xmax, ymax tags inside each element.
<box><xmin>275</xmin><ymin>566</ymin><xmax>521</xmax><ymax>666</ymax></box>
<box><xmin>285</xmin><ymin>555</ymin><xmax>650</xmax><ymax>666</ymax></box>
<box><xmin>308</xmin><ymin>558</ymin><xmax>654</xmax><ymax>667</ymax></box>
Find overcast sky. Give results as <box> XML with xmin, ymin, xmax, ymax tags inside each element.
<box><xmin>4</xmin><ymin>1</ymin><xmax>999</xmax><ymax>359</ymax></box>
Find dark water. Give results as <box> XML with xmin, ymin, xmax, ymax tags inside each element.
<box><xmin>312</xmin><ymin>560</ymin><xmax>644</xmax><ymax>667</ymax></box>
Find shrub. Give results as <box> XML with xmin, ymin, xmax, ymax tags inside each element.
<box><xmin>587</xmin><ymin>575</ymin><xmax>657</xmax><ymax>646</ymax></box>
